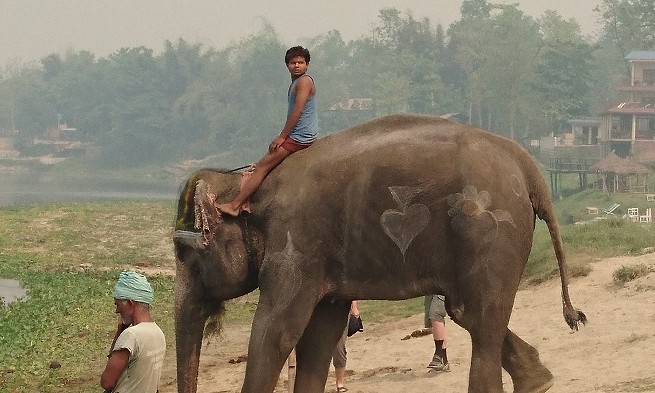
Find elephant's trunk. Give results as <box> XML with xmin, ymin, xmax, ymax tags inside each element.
<box><xmin>175</xmin><ymin>257</ymin><xmax>225</xmax><ymax>393</ymax></box>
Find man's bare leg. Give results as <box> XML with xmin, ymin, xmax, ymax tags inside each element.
<box><xmin>216</xmin><ymin>147</ymin><xmax>292</xmax><ymax>216</ymax></box>
<box><xmin>432</xmin><ymin>319</ymin><xmax>445</xmax><ymax>342</ymax></box>
<box><xmin>335</xmin><ymin>366</ymin><xmax>346</xmax><ymax>391</ymax></box>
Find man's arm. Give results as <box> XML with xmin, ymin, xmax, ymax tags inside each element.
<box><xmin>270</xmin><ymin>76</ymin><xmax>314</xmax><ymax>152</ymax></box>
<box><xmin>100</xmin><ymin>349</ymin><xmax>130</xmax><ymax>390</ymax></box>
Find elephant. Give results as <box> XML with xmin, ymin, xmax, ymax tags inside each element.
<box><xmin>172</xmin><ymin>113</ymin><xmax>586</xmax><ymax>393</ymax></box>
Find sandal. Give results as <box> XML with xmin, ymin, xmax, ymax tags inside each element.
<box><xmin>336</xmin><ymin>387</ymin><xmax>348</xmax><ymax>392</ymax></box>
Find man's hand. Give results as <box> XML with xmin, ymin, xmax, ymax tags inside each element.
<box><xmin>107</xmin><ymin>318</ymin><xmax>130</xmax><ymax>358</ymax></box>
<box><xmin>351</xmin><ymin>300</ymin><xmax>360</xmax><ymax>318</ymax></box>
<box><xmin>269</xmin><ymin>135</ymin><xmax>286</xmax><ymax>153</ymax></box>
<box><xmin>114</xmin><ymin>317</ymin><xmax>130</xmax><ymax>337</ymax></box>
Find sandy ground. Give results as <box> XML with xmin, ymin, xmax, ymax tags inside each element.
<box><xmin>158</xmin><ymin>253</ymin><xmax>655</xmax><ymax>393</ymax></box>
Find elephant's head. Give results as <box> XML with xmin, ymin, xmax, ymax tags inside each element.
<box><xmin>174</xmin><ymin>172</ymin><xmax>261</xmax><ymax>302</ymax></box>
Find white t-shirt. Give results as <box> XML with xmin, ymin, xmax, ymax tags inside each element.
<box><xmin>112</xmin><ymin>322</ymin><xmax>166</xmax><ymax>393</ymax></box>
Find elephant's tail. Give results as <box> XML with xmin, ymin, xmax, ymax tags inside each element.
<box><xmin>530</xmin><ymin>166</ymin><xmax>588</xmax><ymax>331</ymax></box>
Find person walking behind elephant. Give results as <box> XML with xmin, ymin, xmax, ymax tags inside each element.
<box><xmin>332</xmin><ymin>301</ymin><xmax>360</xmax><ymax>392</ymax></box>
<box><xmin>424</xmin><ymin>295</ymin><xmax>450</xmax><ymax>372</ymax></box>
<box><xmin>216</xmin><ymin>45</ymin><xmax>318</xmax><ymax>217</ymax></box>
<box><xmin>101</xmin><ymin>271</ymin><xmax>166</xmax><ymax>393</ymax></box>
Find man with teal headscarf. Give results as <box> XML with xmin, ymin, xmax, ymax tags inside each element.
<box><xmin>101</xmin><ymin>271</ymin><xmax>166</xmax><ymax>393</ymax></box>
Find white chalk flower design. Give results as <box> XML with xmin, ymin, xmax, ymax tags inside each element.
<box><xmin>447</xmin><ymin>185</ymin><xmax>514</xmax><ymax>226</ymax></box>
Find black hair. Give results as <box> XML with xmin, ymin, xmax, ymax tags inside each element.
<box><xmin>285</xmin><ymin>46</ymin><xmax>310</xmax><ymax>64</ymax></box>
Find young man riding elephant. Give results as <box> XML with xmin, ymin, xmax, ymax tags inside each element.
<box><xmin>215</xmin><ymin>45</ymin><xmax>318</xmax><ymax>217</ymax></box>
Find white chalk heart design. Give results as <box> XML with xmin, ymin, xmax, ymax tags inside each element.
<box><xmin>381</xmin><ymin>203</ymin><xmax>429</xmax><ymax>257</ymax></box>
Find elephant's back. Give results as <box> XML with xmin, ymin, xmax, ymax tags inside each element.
<box><xmin>280</xmin><ymin>113</ymin><xmax>530</xmax><ymax>178</ymax></box>
<box><xmin>262</xmin><ymin>113</ymin><xmax>539</xmax><ymax>223</ymax></box>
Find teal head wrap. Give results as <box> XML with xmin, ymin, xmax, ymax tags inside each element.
<box><xmin>112</xmin><ymin>271</ymin><xmax>154</xmax><ymax>304</ymax></box>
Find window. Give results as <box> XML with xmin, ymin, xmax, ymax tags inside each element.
<box><xmin>644</xmin><ymin>69</ymin><xmax>655</xmax><ymax>83</ymax></box>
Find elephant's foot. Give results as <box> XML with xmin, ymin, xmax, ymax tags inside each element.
<box><xmin>512</xmin><ymin>368</ymin><xmax>553</xmax><ymax>393</ymax></box>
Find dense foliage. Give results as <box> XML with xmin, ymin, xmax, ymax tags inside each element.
<box><xmin>0</xmin><ymin>0</ymin><xmax>652</xmax><ymax>169</ymax></box>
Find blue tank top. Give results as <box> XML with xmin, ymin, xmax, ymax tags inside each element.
<box><xmin>287</xmin><ymin>75</ymin><xmax>318</xmax><ymax>144</ymax></box>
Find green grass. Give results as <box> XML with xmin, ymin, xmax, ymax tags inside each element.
<box><xmin>0</xmin><ymin>201</ymin><xmax>242</xmax><ymax>392</ymax></box>
<box><xmin>359</xmin><ymin>298</ymin><xmax>425</xmax><ymax>323</ymax></box>
<box><xmin>0</xmin><ymin>258</ymin><xmax>174</xmax><ymax>392</ymax></box>
<box><xmin>0</xmin><ymin>193</ymin><xmax>653</xmax><ymax>392</ymax></box>
<box><xmin>526</xmin><ymin>217</ymin><xmax>655</xmax><ymax>283</ymax></box>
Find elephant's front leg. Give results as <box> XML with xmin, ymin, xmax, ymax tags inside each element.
<box><xmin>294</xmin><ymin>300</ymin><xmax>351</xmax><ymax>393</ymax></box>
<box><xmin>240</xmin><ymin>281</ymin><xmax>320</xmax><ymax>393</ymax></box>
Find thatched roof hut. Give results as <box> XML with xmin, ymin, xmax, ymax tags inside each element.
<box><xmin>592</xmin><ymin>151</ymin><xmax>651</xmax><ymax>192</ymax></box>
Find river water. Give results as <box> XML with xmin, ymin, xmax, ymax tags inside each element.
<box><xmin>0</xmin><ymin>172</ymin><xmax>179</xmax><ymax>208</ymax></box>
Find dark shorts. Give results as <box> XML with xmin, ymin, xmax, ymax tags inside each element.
<box><xmin>281</xmin><ymin>137</ymin><xmax>312</xmax><ymax>153</ymax></box>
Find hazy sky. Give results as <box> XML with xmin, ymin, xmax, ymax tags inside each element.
<box><xmin>1</xmin><ymin>0</ymin><xmax>601</xmax><ymax>66</ymax></box>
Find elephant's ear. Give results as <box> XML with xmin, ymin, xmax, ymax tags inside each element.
<box><xmin>193</xmin><ymin>180</ymin><xmax>223</xmax><ymax>246</ymax></box>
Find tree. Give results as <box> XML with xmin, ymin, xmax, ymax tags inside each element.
<box><xmin>160</xmin><ymin>39</ymin><xmax>213</xmax><ymax>99</ymax></box>
<box><xmin>89</xmin><ymin>46</ymin><xmax>171</xmax><ymax>166</ymax></box>
<box><xmin>0</xmin><ymin>67</ymin><xmax>55</xmax><ymax>145</ymax></box>
<box><xmin>533</xmin><ymin>12</ymin><xmax>595</xmax><ymax>134</ymax></box>
<box><xmin>41</xmin><ymin>54</ymin><xmax>63</xmax><ymax>81</ymax></box>
<box><xmin>306</xmin><ymin>30</ymin><xmax>358</xmax><ymax>133</ymax></box>
<box><xmin>480</xmin><ymin>5</ymin><xmax>542</xmax><ymax>138</ymax></box>
<box><xmin>45</xmin><ymin>51</ymin><xmax>112</xmax><ymax>141</ymax></box>
<box><xmin>460</xmin><ymin>0</ymin><xmax>492</xmax><ymax>20</ymax></box>
<box><xmin>359</xmin><ymin>9</ymin><xmax>460</xmax><ymax>117</ymax></box>
<box><xmin>595</xmin><ymin>0</ymin><xmax>655</xmax><ymax>60</ymax></box>
<box><xmin>447</xmin><ymin>2</ymin><xmax>493</xmax><ymax>126</ymax></box>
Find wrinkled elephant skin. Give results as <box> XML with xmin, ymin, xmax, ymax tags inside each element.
<box><xmin>173</xmin><ymin>114</ymin><xmax>586</xmax><ymax>393</ymax></box>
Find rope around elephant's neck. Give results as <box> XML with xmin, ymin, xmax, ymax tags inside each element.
<box><xmin>226</xmin><ymin>164</ymin><xmax>253</xmax><ymax>173</ymax></box>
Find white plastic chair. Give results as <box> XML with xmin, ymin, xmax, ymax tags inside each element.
<box><xmin>603</xmin><ymin>203</ymin><xmax>620</xmax><ymax>215</ymax></box>
<box><xmin>628</xmin><ymin>207</ymin><xmax>639</xmax><ymax>222</ymax></box>
<box><xmin>639</xmin><ymin>208</ymin><xmax>652</xmax><ymax>223</ymax></box>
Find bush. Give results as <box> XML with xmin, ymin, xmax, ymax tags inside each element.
<box><xmin>612</xmin><ymin>264</ymin><xmax>653</xmax><ymax>285</ymax></box>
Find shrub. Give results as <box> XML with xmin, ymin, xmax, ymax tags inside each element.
<box><xmin>612</xmin><ymin>264</ymin><xmax>653</xmax><ymax>285</ymax></box>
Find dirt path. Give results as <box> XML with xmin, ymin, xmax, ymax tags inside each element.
<box><xmin>159</xmin><ymin>253</ymin><xmax>655</xmax><ymax>393</ymax></box>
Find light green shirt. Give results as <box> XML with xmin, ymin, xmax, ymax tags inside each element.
<box><xmin>112</xmin><ymin>322</ymin><xmax>166</xmax><ymax>393</ymax></box>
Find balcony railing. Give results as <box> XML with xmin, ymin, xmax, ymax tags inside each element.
<box><xmin>616</xmin><ymin>77</ymin><xmax>655</xmax><ymax>91</ymax></box>
<box><xmin>605</xmin><ymin>101</ymin><xmax>655</xmax><ymax>114</ymax></box>
<box><xmin>610</xmin><ymin>129</ymin><xmax>632</xmax><ymax>139</ymax></box>
<box><xmin>548</xmin><ymin>157</ymin><xmax>598</xmax><ymax>172</ymax></box>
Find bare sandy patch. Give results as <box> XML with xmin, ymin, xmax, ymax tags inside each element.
<box><xmin>158</xmin><ymin>253</ymin><xmax>655</xmax><ymax>393</ymax></box>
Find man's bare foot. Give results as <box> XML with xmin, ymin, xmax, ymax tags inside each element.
<box><xmin>216</xmin><ymin>203</ymin><xmax>241</xmax><ymax>217</ymax></box>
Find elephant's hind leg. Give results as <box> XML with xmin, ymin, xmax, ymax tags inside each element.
<box><xmin>447</xmin><ymin>258</ymin><xmax>521</xmax><ymax>391</ymax></box>
<box><xmin>502</xmin><ymin>329</ymin><xmax>554</xmax><ymax>393</ymax></box>
<box><xmin>448</xmin><ymin>294</ymin><xmax>507</xmax><ymax>393</ymax></box>
<box><xmin>294</xmin><ymin>300</ymin><xmax>351</xmax><ymax>393</ymax></box>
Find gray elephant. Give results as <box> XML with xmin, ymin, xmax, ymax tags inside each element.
<box><xmin>173</xmin><ymin>113</ymin><xmax>586</xmax><ymax>393</ymax></box>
